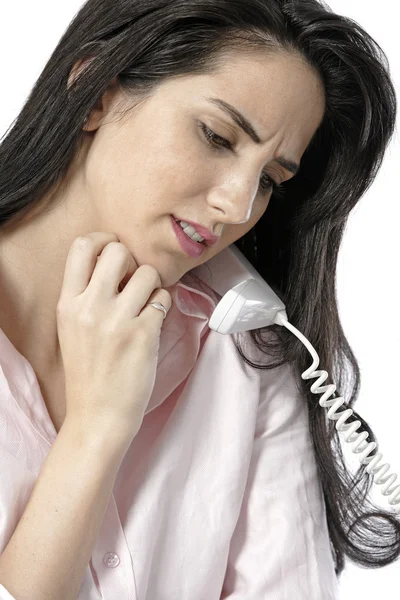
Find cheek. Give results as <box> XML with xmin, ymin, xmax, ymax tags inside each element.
<box><xmin>84</xmin><ymin>133</ymin><xmax>134</xmax><ymax>200</ymax></box>
<box><xmin>161</xmin><ymin>147</ymin><xmax>201</xmax><ymax>194</ymax></box>
<box><xmin>85</xmin><ymin>132</ymin><xmax>161</xmax><ymax>218</ymax></box>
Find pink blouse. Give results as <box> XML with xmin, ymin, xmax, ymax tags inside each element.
<box><xmin>0</xmin><ymin>256</ymin><xmax>339</xmax><ymax>599</ymax></box>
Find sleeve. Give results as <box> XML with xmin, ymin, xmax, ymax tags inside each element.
<box><xmin>219</xmin><ymin>361</ymin><xmax>340</xmax><ymax>600</ymax></box>
<box><xmin>0</xmin><ymin>584</ymin><xmax>16</xmax><ymax>600</ymax></box>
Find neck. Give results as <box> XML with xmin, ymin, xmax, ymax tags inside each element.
<box><xmin>0</xmin><ymin>195</ymin><xmax>94</xmax><ymax>372</ymax></box>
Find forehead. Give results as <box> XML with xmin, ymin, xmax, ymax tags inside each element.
<box><xmin>210</xmin><ymin>50</ymin><xmax>325</xmax><ymax>145</ymax></box>
<box><xmin>156</xmin><ymin>48</ymin><xmax>325</xmax><ymax>161</ymax></box>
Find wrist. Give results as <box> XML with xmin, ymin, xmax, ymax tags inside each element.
<box><xmin>61</xmin><ymin>414</ymin><xmax>136</xmax><ymax>456</ymax></box>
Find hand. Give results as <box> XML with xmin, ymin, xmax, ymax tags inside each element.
<box><xmin>56</xmin><ymin>232</ymin><xmax>172</xmax><ymax>441</ymax></box>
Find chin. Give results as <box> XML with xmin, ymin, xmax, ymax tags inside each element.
<box><xmin>128</xmin><ymin>244</ymin><xmax>189</xmax><ymax>289</ymax></box>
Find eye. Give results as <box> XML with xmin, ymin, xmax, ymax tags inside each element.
<box><xmin>198</xmin><ymin>122</ymin><xmax>286</xmax><ymax>200</ymax></box>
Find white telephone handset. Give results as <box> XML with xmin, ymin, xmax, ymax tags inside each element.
<box><xmin>201</xmin><ymin>243</ymin><xmax>288</xmax><ymax>334</ymax></box>
<box><xmin>192</xmin><ymin>244</ymin><xmax>400</xmax><ymax>514</ymax></box>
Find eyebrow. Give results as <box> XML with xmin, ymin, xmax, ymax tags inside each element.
<box><xmin>205</xmin><ymin>96</ymin><xmax>300</xmax><ymax>177</ymax></box>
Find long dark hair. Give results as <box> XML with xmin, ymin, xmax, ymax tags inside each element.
<box><xmin>0</xmin><ymin>0</ymin><xmax>398</xmax><ymax>577</ymax></box>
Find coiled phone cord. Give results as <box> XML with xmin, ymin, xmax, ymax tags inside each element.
<box><xmin>274</xmin><ymin>310</ymin><xmax>400</xmax><ymax>515</ymax></box>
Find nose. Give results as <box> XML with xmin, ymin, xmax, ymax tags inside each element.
<box><xmin>207</xmin><ymin>183</ymin><xmax>258</xmax><ymax>230</ymax></box>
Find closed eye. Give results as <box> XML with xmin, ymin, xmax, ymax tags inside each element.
<box><xmin>198</xmin><ymin>122</ymin><xmax>286</xmax><ymax>199</ymax></box>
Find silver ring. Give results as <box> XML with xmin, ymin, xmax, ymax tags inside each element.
<box><xmin>148</xmin><ymin>301</ymin><xmax>168</xmax><ymax>319</ymax></box>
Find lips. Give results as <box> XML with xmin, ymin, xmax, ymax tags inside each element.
<box><xmin>172</xmin><ymin>215</ymin><xmax>219</xmax><ymax>247</ymax></box>
<box><xmin>171</xmin><ymin>215</ymin><xmax>206</xmax><ymax>258</ymax></box>
<box><xmin>174</xmin><ymin>218</ymin><xmax>206</xmax><ymax>245</ymax></box>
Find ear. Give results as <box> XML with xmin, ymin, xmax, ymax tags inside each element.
<box><xmin>67</xmin><ymin>56</ymin><xmax>94</xmax><ymax>89</ymax></box>
<box><xmin>67</xmin><ymin>57</ymin><xmax>119</xmax><ymax>131</ymax></box>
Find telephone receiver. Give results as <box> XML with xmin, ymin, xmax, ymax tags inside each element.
<box><xmin>191</xmin><ymin>244</ymin><xmax>400</xmax><ymax>514</ymax></box>
<box><xmin>194</xmin><ymin>243</ymin><xmax>288</xmax><ymax>334</ymax></box>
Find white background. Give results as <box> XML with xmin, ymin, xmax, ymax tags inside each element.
<box><xmin>0</xmin><ymin>0</ymin><xmax>399</xmax><ymax>597</ymax></box>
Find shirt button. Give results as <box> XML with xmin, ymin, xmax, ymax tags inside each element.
<box><xmin>103</xmin><ymin>552</ymin><xmax>120</xmax><ymax>568</ymax></box>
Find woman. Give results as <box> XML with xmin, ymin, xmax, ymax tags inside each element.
<box><xmin>0</xmin><ymin>0</ymin><xmax>398</xmax><ymax>598</ymax></box>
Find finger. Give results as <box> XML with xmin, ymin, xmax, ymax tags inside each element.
<box><xmin>116</xmin><ymin>264</ymin><xmax>163</xmax><ymax>316</ymax></box>
<box><xmin>89</xmin><ymin>242</ymin><xmax>137</xmax><ymax>299</ymax></box>
<box><xmin>59</xmin><ymin>232</ymin><xmax>119</xmax><ymax>299</ymax></box>
<box><xmin>136</xmin><ymin>288</ymin><xmax>173</xmax><ymax>330</ymax></box>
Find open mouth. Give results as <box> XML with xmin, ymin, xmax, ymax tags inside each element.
<box><xmin>173</xmin><ymin>218</ymin><xmax>207</xmax><ymax>245</ymax></box>
<box><xmin>171</xmin><ymin>215</ymin><xmax>207</xmax><ymax>258</ymax></box>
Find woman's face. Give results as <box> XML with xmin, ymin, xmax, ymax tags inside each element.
<box><xmin>70</xmin><ymin>49</ymin><xmax>325</xmax><ymax>288</ymax></box>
